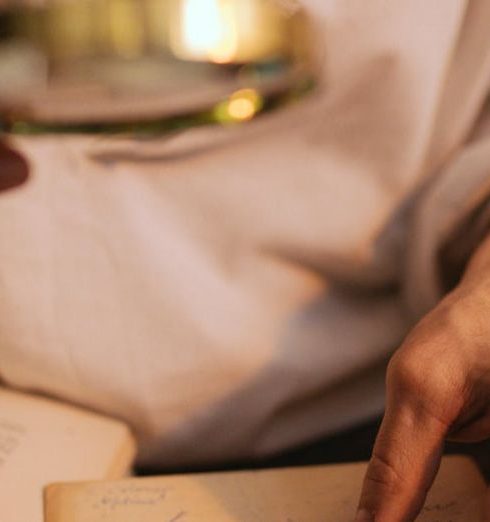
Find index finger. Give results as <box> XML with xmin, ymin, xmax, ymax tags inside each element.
<box><xmin>355</xmin><ymin>384</ymin><xmax>448</xmax><ymax>520</ymax></box>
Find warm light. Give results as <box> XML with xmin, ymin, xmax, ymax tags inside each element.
<box><xmin>179</xmin><ymin>0</ymin><xmax>237</xmax><ymax>63</ymax></box>
<box><xmin>228</xmin><ymin>97</ymin><xmax>255</xmax><ymax>120</ymax></box>
<box><xmin>182</xmin><ymin>0</ymin><xmax>222</xmax><ymax>54</ymax></box>
<box><xmin>214</xmin><ymin>88</ymin><xmax>262</xmax><ymax>123</ymax></box>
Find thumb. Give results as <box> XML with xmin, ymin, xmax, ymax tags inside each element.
<box><xmin>0</xmin><ymin>140</ymin><xmax>29</xmax><ymax>191</ymax></box>
<box><xmin>355</xmin><ymin>387</ymin><xmax>448</xmax><ymax>520</ymax></box>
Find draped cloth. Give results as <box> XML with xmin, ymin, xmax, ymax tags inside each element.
<box><xmin>1</xmin><ymin>0</ymin><xmax>490</xmax><ymax>466</ymax></box>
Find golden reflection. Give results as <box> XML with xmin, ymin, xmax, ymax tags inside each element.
<box><xmin>43</xmin><ymin>1</ymin><xmax>93</xmax><ymax>59</ymax></box>
<box><xmin>171</xmin><ymin>0</ymin><xmax>294</xmax><ymax>64</ymax></box>
<box><xmin>0</xmin><ymin>0</ymin><xmax>316</xmax><ymax>134</ymax></box>
<box><xmin>106</xmin><ymin>0</ymin><xmax>145</xmax><ymax>58</ymax></box>
<box><xmin>5</xmin><ymin>0</ymin><xmax>305</xmax><ymax>64</ymax></box>
<box><xmin>214</xmin><ymin>88</ymin><xmax>263</xmax><ymax>123</ymax></box>
<box><xmin>227</xmin><ymin>96</ymin><xmax>255</xmax><ymax>120</ymax></box>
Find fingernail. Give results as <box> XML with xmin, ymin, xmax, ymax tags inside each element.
<box><xmin>355</xmin><ymin>509</ymin><xmax>374</xmax><ymax>522</ymax></box>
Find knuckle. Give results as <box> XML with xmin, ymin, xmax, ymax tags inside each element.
<box><xmin>387</xmin><ymin>351</ymin><xmax>425</xmax><ymax>395</ymax></box>
<box><xmin>387</xmin><ymin>330</ymin><xmax>466</xmax><ymax>400</ymax></box>
<box><xmin>386</xmin><ymin>347</ymin><xmax>465</xmax><ymax>427</ymax></box>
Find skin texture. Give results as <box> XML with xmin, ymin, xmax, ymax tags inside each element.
<box><xmin>357</xmin><ymin>235</ymin><xmax>490</xmax><ymax>521</ymax></box>
<box><xmin>0</xmin><ymin>141</ymin><xmax>29</xmax><ymax>192</ymax></box>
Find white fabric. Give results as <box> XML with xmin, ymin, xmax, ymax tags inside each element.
<box><xmin>1</xmin><ymin>0</ymin><xmax>490</xmax><ymax>466</ymax></box>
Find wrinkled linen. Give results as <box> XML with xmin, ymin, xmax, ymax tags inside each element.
<box><xmin>1</xmin><ymin>0</ymin><xmax>490</xmax><ymax>467</ymax></box>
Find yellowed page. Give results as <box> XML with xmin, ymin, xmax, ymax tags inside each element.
<box><xmin>45</xmin><ymin>456</ymin><xmax>485</xmax><ymax>522</ymax></box>
<box><xmin>0</xmin><ymin>387</ymin><xmax>135</xmax><ymax>522</ymax></box>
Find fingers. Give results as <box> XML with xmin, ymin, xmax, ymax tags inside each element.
<box><xmin>0</xmin><ymin>140</ymin><xmax>29</xmax><ymax>191</ymax></box>
<box><xmin>356</xmin><ymin>358</ymin><xmax>451</xmax><ymax>522</ymax></box>
<box><xmin>356</xmin><ymin>406</ymin><xmax>446</xmax><ymax>521</ymax></box>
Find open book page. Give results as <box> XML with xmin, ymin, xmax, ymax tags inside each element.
<box><xmin>45</xmin><ymin>456</ymin><xmax>485</xmax><ymax>522</ymax></box>
<box><xmin>0</xmin><ymin>387</ymin><xmax>135</xmax><ymax>522</ymax></box>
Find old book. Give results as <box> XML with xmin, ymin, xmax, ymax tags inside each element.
<box><xmin>45</xmin><ymin>455</ymin><xmax>485</xmax><ymax>521</ymax></box>
<box><xmin>0</xmin><ymin>387</ymin><xmax>136</xmax><ymax>522</ymax></box>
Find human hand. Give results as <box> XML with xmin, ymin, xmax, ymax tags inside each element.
<box><xmin>0</xmin><ymin>140</ymin><xmax>29</xmax><ymax>192</ymax></box>
<box><xmin>356</xmin><ymin>235</ymin><xmax>490</xmax><ymax>521</ymax></box>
